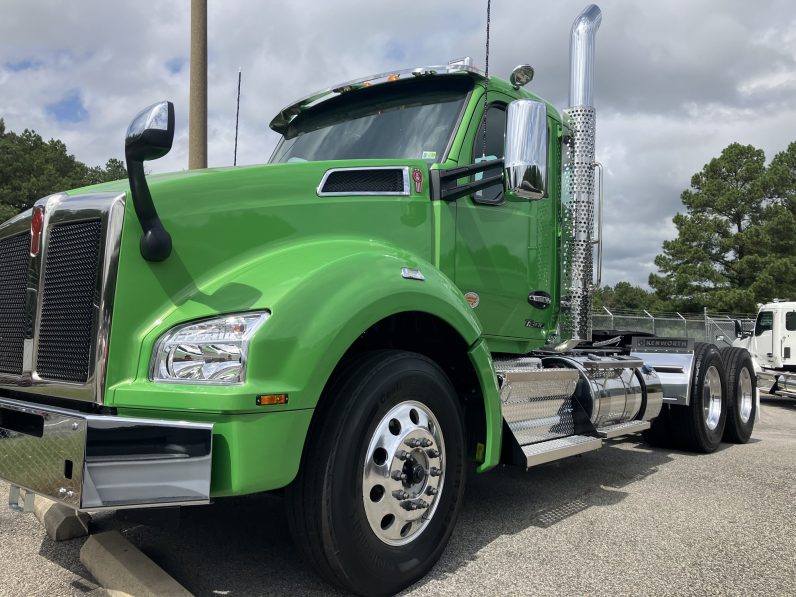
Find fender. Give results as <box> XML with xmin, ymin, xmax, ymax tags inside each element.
<box><xmin>109</xmin><ymin>238</ymin><xmax>502</xmax><ymax>471</ymax></box>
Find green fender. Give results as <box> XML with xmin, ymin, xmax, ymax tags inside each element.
<box><xmin>110</xmin><ymin>238</ymin><xmax>502</xmax><ymax>475</ymax></box>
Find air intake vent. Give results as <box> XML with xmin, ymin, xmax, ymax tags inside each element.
<box><xmin>37</xmin><ymin>220</ymin><xmax>103</xmax><ymax>383</ymax></box>
<box><xmin>318</xmin><ymin>167</ymin><xmax>409</xmax><ymax>196</ymax></box>
<box><xmin>0</xmin><ymin>234</ymin><xmax>29</xmax><ymax>375</ymax></box>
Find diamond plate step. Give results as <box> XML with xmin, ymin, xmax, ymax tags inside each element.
<box><xmin>596</xmin><ymin>420</ymin><xmax>651</xmax><ymax>439</ymax></box>
<box><xmin>521</xmin><ymin>435</ymin><xmax>602</xmax><ymax>469</ymax></box>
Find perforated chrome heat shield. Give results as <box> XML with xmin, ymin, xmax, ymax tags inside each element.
<box><xmin>561</xmin><ymin>106</ymin><xmax>596</xmax><ymax>341</ymax></box>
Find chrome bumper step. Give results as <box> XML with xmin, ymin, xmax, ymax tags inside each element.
<box><xmin>596</xmin><ymin>420</ymin><xmax>650</xmax><ymax>439</ymax></box>
<box><xmin>0</xmin><ymin>396</ymin><xmax>213</xmax><ymax>511</ymax></box>
<box><xmin>521</xmin><ymin>435</ymin><xmax>603</xmax><ymax>468</ymax></box>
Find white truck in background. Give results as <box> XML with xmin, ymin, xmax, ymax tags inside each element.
<box><xmin>734</xmin><ymin>300</ymin><xmax>796</xmax><ymax>399</ymax></box>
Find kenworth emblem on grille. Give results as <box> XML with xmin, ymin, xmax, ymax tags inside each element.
<box><xmin>30</xmin><ymin>206</ymin><xmax>44</xmax><ymax>257</ymax></box>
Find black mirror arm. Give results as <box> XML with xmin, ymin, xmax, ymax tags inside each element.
<box><xmin>126</xmin><ymin>156</ymin><xmax>172</xmax><ymax>262</ymax></box>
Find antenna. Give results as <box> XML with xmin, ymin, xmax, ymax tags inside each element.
<box><xmin>234</xmin><ymin>68</ymin><xmax>242</xmax><ymax>166</ymax></box>
<box><xmin>481</xmin><ymin>0</ymin><xmax>491</xmax><ymax>158</ymax></box>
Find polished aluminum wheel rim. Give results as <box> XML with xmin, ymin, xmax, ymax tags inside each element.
<box><xmin>703</xmin><ymin>365</ymin><xmax>723</xmax><ymax>431</ymax></box>
<box><xmin>362</xmin><ymin>401</ymin><xmax>445</xmax><ymax>546</ymax></box>
<box><xmin>738</xmin><ymin>367</ymin><xmax>753</xmax><ymax>424</ymax></box>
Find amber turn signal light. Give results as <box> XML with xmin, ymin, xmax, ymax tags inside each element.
<box><xmin>256</xmin><ymin>394</ymin><xmax>288</xmax><ymax>406</ymax></box>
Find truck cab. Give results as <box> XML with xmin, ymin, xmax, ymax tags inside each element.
<box><xmin>734</xmin><ymin>301</ymin><xmax>796</xmax><ymax>398</ymax></box>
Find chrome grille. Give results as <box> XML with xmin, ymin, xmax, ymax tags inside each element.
<box><xmin>0</xmin><ymin>192</ymin><xmax>125</xmax><ymax>403</ymax></box>
<box><xmin>37</xmin><ymin>220</ymin><xmax>103</xmax><ymax>383</ymax></box>
<box><xmin>0</xmin><ymin>234</ymin><xmax>29</xmax><ymax>375</ymax></box>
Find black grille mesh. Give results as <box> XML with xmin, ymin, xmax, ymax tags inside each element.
<box><xmin>0</xmin><ymin>234</ymin><xmax>29</xmax><ymax>375</ymax></box>
<box><xmin>321</xmin><ymin>169</ymin><xmax>405</xmax><ymax>194</ymax></box>
<box><xmin>37</xmin><ymin>220</ymin><xmax>102</xmax><ymax>383</ymax></box>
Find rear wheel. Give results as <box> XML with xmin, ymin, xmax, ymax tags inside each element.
<box><xmin>719</xmin><ymin>347</ymin><xmax>756</xmax><ymax>443</ymax></box>
<box><xmin>286</xmin><ymin>350</ymin><xmax>466</xmax><ymax>596</ymax></box>
<box><xmin>670</xmin><ymin>342</ymin><xmax>727</xmax><ymax>453</ymax></box>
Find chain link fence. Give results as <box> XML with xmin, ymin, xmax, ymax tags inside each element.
<box><xmin>592</xmin><ymin>308</ymin><xmax>756</xmax><ymax>347</ymax></box>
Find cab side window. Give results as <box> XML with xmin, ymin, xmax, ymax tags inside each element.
<box><xmin>472</xmin><ymin>104</ymin><xmax>506</xmax><ymax>204</ymax></box>
<box><xmin>786</xmin><ymin>312</ymin><xmax>796</xmax><ymax>331</ymax></box>
<box><xmin>755</xmin><ymin>311</ymin><xmax>773</xmax><ymax>335</ymax></box>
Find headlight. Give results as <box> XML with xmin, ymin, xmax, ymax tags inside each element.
<box><xmin>151</xmin><ymin>311</ymin><xmax>270</xmax><ymax>384</ymax></box>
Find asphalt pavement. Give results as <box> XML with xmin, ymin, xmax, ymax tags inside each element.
<box><xmin>1</xmin><ymin>396</ymin><xmax>795</xmax><ymax>596</ymax></box>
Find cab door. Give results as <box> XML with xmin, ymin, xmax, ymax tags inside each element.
<box><xmin>752</xmin><ymin>310</ymin><xmax>775</xmax><ymax>367</ymax></box>
<box><xmin>453</xmin><ymin>96</ymin><xmax>556</xmax><ymax>349</ymax></box>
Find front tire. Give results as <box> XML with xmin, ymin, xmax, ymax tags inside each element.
<box><xmin>719</xmin><ymin>347</ymin><xmax>756</xmax><ymax>443</ymax></box>
<box><xmin>670</xmin><ymin>342</ymin><xmax>728</xmax><ymax>453</ymax></box>
<box><xmin>286</xmin><ymin>350</ymin><xmax>467</xmax><ymax>596</ymax></box>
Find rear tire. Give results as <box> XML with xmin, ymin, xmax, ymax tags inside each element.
<box><xmin>719</xmin><ymin>347</ymin><xmax>756</xmax><ymax>443</ymax></box>
<box><xmin>670</xmin><ymin>342</ymin><xmax>727</xmax><ymax>453</ymax></box>
<box><xmin>286</xmin><ymin>350</ymin><xmax>467</xmax><ymax>596</ymax></box>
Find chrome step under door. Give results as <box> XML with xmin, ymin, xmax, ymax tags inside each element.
<box><xmin>495</xmin><ymin>357</ymin><xmax>603</xmax><ymax>469</ymax></box>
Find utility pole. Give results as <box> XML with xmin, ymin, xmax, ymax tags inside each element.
<box><xmin>189</xmin><ymin>0</ymin><xmax>207</xmax><ymax>169</ymax></box>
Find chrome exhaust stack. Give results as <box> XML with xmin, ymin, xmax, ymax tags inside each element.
<box><xmin>561</xmin><ymin>4</ymin><xmax>602</xmax><ymax>343</ymax></box>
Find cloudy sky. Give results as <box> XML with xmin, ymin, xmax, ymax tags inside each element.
<box><xmin>2</xmin><ymin>0</ymin><xmax>795</xmax><ymax>287</ymax></box>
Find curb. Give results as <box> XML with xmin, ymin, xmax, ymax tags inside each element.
<box><xmin>33</xmin><ymin>496</ymin><xmax>90</xmax><ymax>541</ymax></box>
<box><xmin>80</xmin><ymin>531</ymin><xmax>192</xmax><ymax>597</ymax></box>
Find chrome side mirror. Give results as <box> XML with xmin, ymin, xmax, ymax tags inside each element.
<box><xmin>125</xmin><ymin>101</ymin><xmax>175</xmax><ymax>161</ymax></box>
<box><xmin>124</xmin><ymin>101</ymin><xmax>175</xmax><ymax>261</ymax></box>
<box><xmin>504</xmin><ymin>99</ymin><xmax>547</xmax><ymax>200</ymax></box>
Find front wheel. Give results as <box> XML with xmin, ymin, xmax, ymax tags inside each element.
<box><xmin>286</xmin><ymin>350</ymin><xmax>467</xmax><ymax>596</ymax></box>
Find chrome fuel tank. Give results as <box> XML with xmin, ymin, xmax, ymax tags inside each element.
<box><xmin>543</xmin><ymin>355</ymin><xmax>663</xmax><ymax>427</ymax></box>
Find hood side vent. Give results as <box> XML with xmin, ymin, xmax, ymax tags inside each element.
<box><xmin>318</xmin><ymin>167</ymin><xmax>409</xmax><ymax>196</ymax></box>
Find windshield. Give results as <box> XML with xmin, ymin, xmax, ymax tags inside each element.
<box><xmin>270</xmin><ymin>77</ymin><xmax>472</xmax><ymax>164</ymax></box>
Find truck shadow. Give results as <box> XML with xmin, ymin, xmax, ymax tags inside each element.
<box><xmin>35</xmin><ymin>441</ymin><xmax>681</xmax><ymax>596</ymax></box>
<box><xmin>762</xmin><ymin>396</ymin><xmax>796</xmax><ymax>411</ymax></box>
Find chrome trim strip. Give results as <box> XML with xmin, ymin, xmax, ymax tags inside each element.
<box><xmin>316</xmin><ymin>166</ymin><xmax>411</xmax><ymax>197</ymax></box>
<box><xmin>0</xmin><ymin>192</ymin><xmax>125</xmax><ymax>404</ymax></box>
<box><xmin>0</xmin><ymin>396</ymin><xmax>213</xmax><ymax>511</ymax></box>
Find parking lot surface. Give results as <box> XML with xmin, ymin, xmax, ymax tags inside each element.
<box><xmin>1</xmin><ymin>396</ymin><xmax>795</xmax><ymax>596</ymax></box>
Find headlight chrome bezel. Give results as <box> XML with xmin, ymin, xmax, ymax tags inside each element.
<box><xmin>150</xmin><ymin>310</ymin><xmax>271</xmax><ymax>385</ymax></box>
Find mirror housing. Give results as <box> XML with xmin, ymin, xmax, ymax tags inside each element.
<box><xmin>126</xmin><ymin>101</ymin><xmax>175</xmax><ymax>160</ymax></box>
<box><xmin>734</xmin><ymin>319</ymin><xmax>752</xmax><ymax>339</ymax></box>
<box><xmin>504</xmin><ymin>99</ymin><xmax>547</xmax><ymax>200</ymax></box>
<box><xmin>509</xmin><ymin>64</ymin><xmax>535</xmax><ymax>89</ymax></box>
<box><xmin>124</xmin><ymin>101</ymin><xmax>175</xmax><ymax>261</ymax></box>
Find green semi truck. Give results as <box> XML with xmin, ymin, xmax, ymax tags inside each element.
<box><xmin>0</xmin><ymin>5</ymin><xmax>758</xmax><ymax>595</ymax></box>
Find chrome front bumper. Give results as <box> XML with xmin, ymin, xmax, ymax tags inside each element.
<box><xmin>0</xmin><ymin>397</ymin><xmax>213</xmax><ymax>511</ymax></box>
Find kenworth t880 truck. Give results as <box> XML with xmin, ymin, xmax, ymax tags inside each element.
<box><xmin>0</xmin><ymin>5</ymin><xmax>758</xmax><ymax>595</ymax></box>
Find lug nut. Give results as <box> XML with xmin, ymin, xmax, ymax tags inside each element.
<box><xmin>429</xmin><ymin>467</ymin><xmax>442</xmax><ymax>477</ymax></box>
<box><xmin>425</xmin><ymin>486</ymin><xmax>437</xmax><ymax>496</ymax></box>
<box><xmin>395</xmin><ymin>450</ymin><xmax>409</xmax><ymax>461</ymax></box>
<box><xmin>417</xmin><ymin>499</ymin><xmax>429</xmax><ymax>509</ymax></box>
<box><xmin>392</xmin><ymin>490</ymin><xmax>409</xmax><ymax>500</ymax></box>
<box><xmin>426</xmin><ymin>448</ymin><xmax>439</xmax><ymax>458</ymax></box>
<box><xmin>401</xmin><ymin>501</ymin><xmax>420</xmax><ymax>511</ymax></box>
<box><xmin>405</xmin><ymin>438</ymin><xmax>421</xmax><ymax>448</ymax></box>
<box><xmin>391</xmin><ymin>470</ymin><xmax>407</xmax><ymax>482</ymax></box>
<box><xmin>420</xmin><ymin>438</ymin><xmax>433</xmax><ymax>448</ymax></box>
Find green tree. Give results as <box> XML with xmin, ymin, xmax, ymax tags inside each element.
<box><xmin>594</xmin><ymin>281</ymin><xmax>661</xmax><ymax>312</ymax></box>
<box><xmin>649</xmin><ymin>143</ymin><xmax>784</xmax><ymax>312</ymax></box>
<box><xmin>0</xmin><ymin>118</ymin><xmax>126</xmax><ymax>221</ymax></box>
